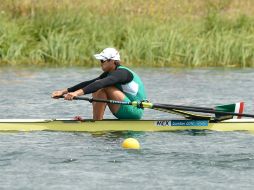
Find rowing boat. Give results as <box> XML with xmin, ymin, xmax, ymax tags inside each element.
<box><xmin>1</xmin><ymin>119</ymin><xmax>254</xmax><ymax>132</ymax></box>
<box><xmin>2</xmin><ymin>97</ymin><xmax>254</xmax><ymax>132</ymax></box>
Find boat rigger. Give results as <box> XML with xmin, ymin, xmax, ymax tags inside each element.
<box><xmin>1</xmin><ymin>119</ymin><xmax>254</xmax><ymax>132</ymax></box>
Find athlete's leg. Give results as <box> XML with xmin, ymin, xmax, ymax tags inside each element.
<box><xmin>104</xmin><ymin>86</ymin><xmax>143</xmax><ymax>120</ymax></box>
<box><xmin>92</xmin><ymin>89</ymin><xmax>107</xmax><ymax>120</ymax></box>
<box><xmin>92</xmin><ymin>86</ymin><xmax>125</xmax><ymax>120</ymax></box>
<box><xmin>103</xmin><ymin>86</ymin><xmax>125</xmax><ymax>113</ymax></box>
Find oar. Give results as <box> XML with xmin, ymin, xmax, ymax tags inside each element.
<box><xmin>155</xmin><ymin>102</ymin><xmax>244</xmax><ymax>114</ymax></box>
<box><xmin>72</xmin><ymin>96</ymin><xmax>133</xmax><ymax>105</ymax></box>
<box><xmin>145</xmin><ymin>102</ymin><xmax>254</xmax><ymax>118</ymax></box>
<box><xmin>71</xmin><ymin>96</ymin><xmax>212</xmax><ymax>119</ymax></box>
<box><xmin>58</xmin><ymin>96</ymin><xmax>254</xmax><ymax>118</ymax></box>
<box><xmin>153</xmin><ymin>107</ymin><xmax>212</xmax><ymax>120</ymax></box>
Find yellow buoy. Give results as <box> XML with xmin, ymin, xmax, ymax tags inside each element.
<box><xmin>122</xmin><ymin>138</ymin><xmax>140</xmax><ymax>149</ymax></box>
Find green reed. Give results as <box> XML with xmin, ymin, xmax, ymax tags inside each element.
<box><xmin>0</xmin><ymin>0</ymin><xmax>254</xmax><ymax>67</ymax></box>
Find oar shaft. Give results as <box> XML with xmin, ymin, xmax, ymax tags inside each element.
<box><xmin>158</xmin><ymin>103</ymin><xmax>214</xmax><ymax>111</ymax></box>
<box><xmin>152</xmin><ymin>103</ymin><xmax>254</xmax><ymax>118</ymax></box>
<box><xmin>73</xmin><ymin>96</ymin><xmax>132</xmax><ymax>105</ymax></box>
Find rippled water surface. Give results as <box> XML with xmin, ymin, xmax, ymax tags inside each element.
<box><xmin>1</xmin><ymin>67</ymin><xmax>254</xmax><ymax>190</ymax></box>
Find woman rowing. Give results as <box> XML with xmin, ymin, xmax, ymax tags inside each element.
<box><xmin>51</xmin><ymin>47</ymin><xmax>147</xmax><ymax>120</ymax></box>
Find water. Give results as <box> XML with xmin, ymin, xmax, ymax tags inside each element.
<box><xmin>1</xmin><ymin>67</ymin><xmax>254</xmax><ymax>189</ymax></box>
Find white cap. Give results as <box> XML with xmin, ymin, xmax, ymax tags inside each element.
<box><xmin>94</xmin><ymin>48</ymin><xmax>120</xmax><ymax>61</ymax></box>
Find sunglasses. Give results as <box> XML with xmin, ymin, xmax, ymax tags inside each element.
<box><xmin>100</xmin><ymin>59</ymin><xmax>110</xmax><ymax>64</ymax></box>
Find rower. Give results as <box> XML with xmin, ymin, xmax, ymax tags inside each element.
<box><xmin>51</xmin><ymin>47</ymin><xmax>147</xmax><ymax>120</ymax></box>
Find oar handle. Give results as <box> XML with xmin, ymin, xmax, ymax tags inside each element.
<box><xmin>73</xmin><ymin>96</ymin><xmax>93</xmax><ymax>102</ymax></box>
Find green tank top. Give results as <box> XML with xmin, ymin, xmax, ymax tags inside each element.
<box><xmin>114</xmin><ymin>66</ymin><xmax>147</xmax><ymax>102</ymax></box>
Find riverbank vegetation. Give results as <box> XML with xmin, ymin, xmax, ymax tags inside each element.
<box><xmin>0</xmin><ymin>0</ymin><xmax>254</xmax><ymax>67</ymax></box>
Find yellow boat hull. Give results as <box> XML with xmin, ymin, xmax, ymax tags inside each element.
<box><xmin>1</xmin><ymin>119</ymin><xmax>254</xmax><ymax>132</ymax></box>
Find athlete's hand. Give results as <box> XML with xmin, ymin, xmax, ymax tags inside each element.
<box><xmin>51</xmin><ymin>90</ymin><xmax>66</xmax><ymax>99</ymax></box>
<box><xmin>64</xmin><ymin>89</ymin><xmax>84</xmax><ymax>100</ymax></box>
<box><xmin>64</xmin><ymin>92</ymin><xmax>78</xmax><ymax>100</ymax></box>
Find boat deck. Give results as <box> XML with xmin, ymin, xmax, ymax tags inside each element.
<box><xmin>1</xmin><ymin>119</ymin><xmax>254</xmax><ymax>132</ymax></box>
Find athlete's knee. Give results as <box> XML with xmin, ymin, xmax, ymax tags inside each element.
<box><xmin>104</xmin><ymin>86</ymin><xmax>119</xmax><ymax>93</ymax></box>
<box><xmin>92</xmin><ymin>88</ymin><xmax>106</xmax><ymax>97</ymax></box>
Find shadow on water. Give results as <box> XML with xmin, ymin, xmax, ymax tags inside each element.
<box><xmin>90</xmin><ymin>131</ymin><xmax>145</xmax><ymax>140</ymax></box>
<box><xmin>76</xmin><ymin>129</ymin><xmax>214</xmax><ymax>140</ymax></box>
<box><xmin>169</xmin><ymin>129</ymin><xmax>213</xmax><ymax>136</ymax></box>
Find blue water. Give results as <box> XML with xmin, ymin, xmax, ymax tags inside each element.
<box><xmin>1</xmin><ymin>67</ymin><xmax>254</xmax><ymax>189</ymax></box>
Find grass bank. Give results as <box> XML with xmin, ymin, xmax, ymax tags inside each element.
<box><xmin>0</xmin><ymin>0</ymin><xmax>254</xmax><ymax>67</ymax></box>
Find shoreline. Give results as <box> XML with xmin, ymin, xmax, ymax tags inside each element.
<box><xmin>0</xmin><ymin>0</ymin><xmax>254</xmax><ymax>67</ymax></box>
